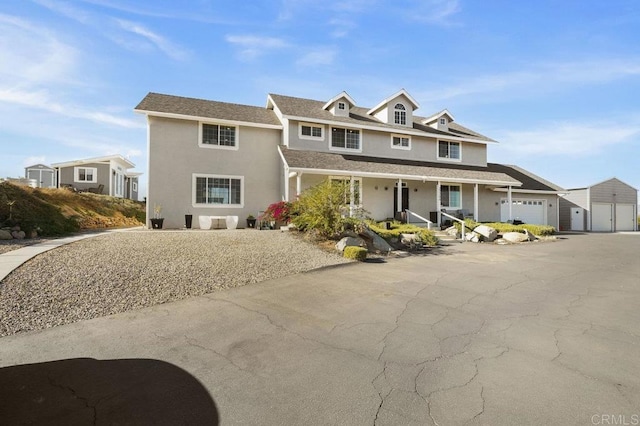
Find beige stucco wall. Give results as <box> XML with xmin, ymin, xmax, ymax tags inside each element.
<box><xmin>147</xmin><ymin>116</ymin><xmax>282</xmax><ymax>229</ymax></box>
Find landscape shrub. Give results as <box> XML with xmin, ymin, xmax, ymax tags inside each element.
<box><xmin>291</xmin><ymin>179</ymin><xmax>366</xmax><ymax>238</ymax></box>
<box><xmin>343</xmin><ymin>246</ymin><xmax>368</xmax><ymax>261</ymax></box>
<box><xmin>259</xmin><ymin>200</ymin><xmax>293</xmax><ymax>224</ymax></box>
<box><xmin>369</xmin><ymin>221</ymin><xmax>439</xmax><ymax>247</ymax></box>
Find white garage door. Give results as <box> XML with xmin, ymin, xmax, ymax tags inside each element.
<box><xmin>500</xmin><ymin>199</ymin><xmax>545</xmax><ymax>224</ymax></box>
<box><xmin>591</xmin><ymin>203</ymin><xmax>613</xmax><ymax>232</ymax></box>
<box><xmin>615</xmin><ymin>204</ymin><xmax>636</xmax><ymax>231</ymax></box>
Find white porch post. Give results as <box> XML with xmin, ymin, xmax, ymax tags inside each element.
<box><xmin>396</xmin><ymin>178</ymin><xmax>403</xmax><ymax>221</ymax></box>
<box><xmin>436</xmin><ymin>181</ymin><xmax>442</xmax><ymax>225</ymax></box>
<box><xmin>296</xmin><ymin>172</ymin><xmax>302</xmax><ymax>198</ymax></box>
<box><xmin>349</xmin><ymin>176</ymin><xmax>355</xmax><ymax>217</ymax></box>
<box><xmin>284</xmin><ymin>166</ymin><xmax>290</xmax><ymax>202</ymax></box>
<box><xmin>474</xmin><ymin>183</ymin><xmax>479</xmax><ymax>222</ymax></box>
<box><xmin>507</xmin><ymin>185</ymin><xmax>513</xmax><ymax>222</ymax></box>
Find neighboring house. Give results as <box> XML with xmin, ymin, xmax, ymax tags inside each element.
<box><xmin>51</xmin><ymin>155</ymin><xmax>141</xmax><ymax>200</ymax></box>
<box><xmin>135</xmin><ymin>90</ymin><xmax>565</xmax><ymax>229</ymax></box>
<box><xmin>25</xmin><ymin>164</ymin><xmax>56</xmax><ymax>188</ymax></box>
<box><xmin>559</xmin><ymin>178</ymin><xmax>638</xmax><ymax>232</ymax></box>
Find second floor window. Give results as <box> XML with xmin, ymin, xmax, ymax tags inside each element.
<box><xmin>300</xmin><ymin>123</ymin><xmax>323</xmax><ymax>139</ymax></box>
<box><xmin>394</xmin><ymin>103</ymin><xmax>406</xmax><ymax>125</ymax></box>
<box><xmin>438</xmin><ymin>141</ymin><xmax>460</xmax><ymax>160</ymax></box>
<box><xmin>331</xmin><ymin>127</ymin><xmax>360</xmax><ymax>150</ymax></box>
<box><xmin>202</xmin><ymin>123</ymin><xmax>236</xmax><ymax>147</ymax></box>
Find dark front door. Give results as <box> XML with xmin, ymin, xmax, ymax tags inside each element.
<box><xmin>393</xmin><ymin>187</ymin><xmax>409</xmax><ymax>212</ymax></box>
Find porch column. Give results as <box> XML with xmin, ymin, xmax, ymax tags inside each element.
<box><xmin>474</xmin><ymin>183</ymin><xmax>479</xmax><ymax>222</ymax></box>
<box><xmin>349</xmin><ymin>176</ymin><xmax>355</xmax><ymax>217</ymax></box>
<box><xmin>284</xmin><ymin>166</ymin><xmax>290</xmax><ymax>202</ymax></box>
<box><xmin>507</xmin><ymin>185</ymin><xmax>513</xmax><ymax>222</ymax></box>
<box><xmin>436</xmin><ymin>181</ymin><xmax>442</xmax><ymax>225</ymax></box>
<box><xmin>296</xmin><ymin>172</ymin><xmax>302</xmax><ymax>198</ymax></box>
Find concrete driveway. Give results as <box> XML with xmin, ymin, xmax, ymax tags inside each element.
<box><xmin>1</xmin><ymin>233</ymin><xmax>639</xmax><ymax>425</ymax></box>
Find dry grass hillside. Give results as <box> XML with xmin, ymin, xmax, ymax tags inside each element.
<box><xmin>0</xmin><ymin>182</ymin><xmax>145</xmax><ymax>237</ymax></box>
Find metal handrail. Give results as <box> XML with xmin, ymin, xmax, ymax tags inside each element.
<box><xmin>405</xmin><ymin>209</ymin><xmax>434</xmax><ymax>230</ymax></box>
<box><xmin>440</xmin><ymin>210</ymin><xmax>466</xmax><ymax>241</ymax></box>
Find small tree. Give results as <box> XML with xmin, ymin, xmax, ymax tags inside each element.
<box><xmin>291</xmin><ymin>179</ymin><xmax>356</xmax><ymax>238</ymax></box>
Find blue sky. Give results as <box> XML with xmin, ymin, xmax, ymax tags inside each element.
<box><xmin>1</xmin><ymin>0</ymin><xmax>639</xmax><ymax>198</ymax></box>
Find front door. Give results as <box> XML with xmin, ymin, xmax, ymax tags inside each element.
<box><xmin>393</xmin><ymin>187</ymin><xmax>409</xmax><ymax>213</ymax></box>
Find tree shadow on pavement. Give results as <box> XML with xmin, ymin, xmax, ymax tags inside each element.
<box><xmin>0</xmin><ymin>357</ymin><xmax>219</xmax><ymax>425</ymax></box>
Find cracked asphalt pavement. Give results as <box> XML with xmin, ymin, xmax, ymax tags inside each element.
<box><xmin>1</xmin><ymin>232</ymin><xmax>639</xmax><ymax>425</ymax></box>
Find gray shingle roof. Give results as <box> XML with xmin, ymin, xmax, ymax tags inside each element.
<box><xmin>135</xmin><ymin>92</ymin><xmax>281</xmax><ymax>126</ymax></box>
<box><xmin>488</xmin><ymin>164</ymin><xmax>565</xmax><ymax>191</ymax></box>
<box><xmin>269</xmin><ymin>93</ymin><xmax>495</xmax><ymax>142</ymax></box>
<box><xmin>280</xmin><ymin>147</ymin><xmax>521</xmax><ymax>186</ymax></box>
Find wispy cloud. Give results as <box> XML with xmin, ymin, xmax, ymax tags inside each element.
<box><xmin>296</xmin><ymin>47</ymin><xmax>337</xmax><ymax>67</ymax></box>
<box><xmin>225</xmin><ymin>35</ymin><xmax>289</xmax><ymax>61</ymax></box>
<box><xmin>31</xmin><ymin>0</ymin><xmax>91</xmax><ymax>24</ymax></box>
<box><xmin>328</xmin><ymin>18</ymin><xmax>356</xmax><ymax>38</ymax></box>
<box><xmin>425</xmin><ymin>58</ymin><xmax>640</xmax><ymax>103</ymax></box>
<box><xmin>406</xmin><ymin>0</ymin><xmax>462</xmax><ymax>26</ymax></box>
<box><xmin>115</xmin><ymin>19</ymin><xmax>189</xmax><ymax>61</ymax></box>
<box><xmin>498</xmin><ymin>118</ymin><xmax>640</xmax><ymax>157</ymax></box>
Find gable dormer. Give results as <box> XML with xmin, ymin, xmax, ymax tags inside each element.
<box><xmin>422</xmin><ymin>109</ymin><xmax>455</xmax><ymax>131</ymax></box>
<box><xmin>322</xmin><ymin>91</ymin><xmax>356</xmax><ymax>117</ymax></box>
<box><xmin>367</xmin><ymin>89</ymin><xmax>419</xmax><ymax>127</ymax></box>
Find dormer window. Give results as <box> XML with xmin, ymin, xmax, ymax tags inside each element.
<box><xmin>338</xmin><ymin>102</ymin><xmax>345</xmax><ymax>110</ymax></box>
<box><xmin>394</xmin><ymin>103</ymin><xmax>406</xmax><ymax>125</ymax></box>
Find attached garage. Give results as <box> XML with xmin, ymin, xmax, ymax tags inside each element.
<box><xmin>501</xmin><ymin>198</ymin><xmax>545</xmax><ymax>224</ymax></box>
<box><xmin>559</xmin><ymin>178</ymin><xmax>638</xmax><ymax>232</ymax></box>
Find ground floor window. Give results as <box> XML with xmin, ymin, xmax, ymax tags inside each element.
<box><xmin>194</xmin><ymin>174</ymin><xmax>243</xmax><ymax>206</ymax></box>
<box><xmin>330</xmin><ymin>177</ymin><xmax>362</xmax><ymax>206</ymax></box>
<box><xmin>441</xmin><ymin>184</ymin><xmax>461</xmax><ymax>208</ymax></box>
<box><xmin>74</xmin><ymin>167</ymin><xmax>97</xmax><ymax>183</ymax></box>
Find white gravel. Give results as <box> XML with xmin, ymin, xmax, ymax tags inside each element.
<box><xmin>0</xmin><ymin>230</ymin><xmax>351</xmax><ymax>336</ymax></box>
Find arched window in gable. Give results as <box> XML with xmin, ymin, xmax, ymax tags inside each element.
<box><xmin>394</xmin><ymin>103</ymin><xmax>406</xmax><ymax>125</ymax></box>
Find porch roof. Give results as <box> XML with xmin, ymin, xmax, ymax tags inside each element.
<box><xmin>279</xmin><ymin>147</ymin><xmax>522</xmax><ymax>186</ymax></box>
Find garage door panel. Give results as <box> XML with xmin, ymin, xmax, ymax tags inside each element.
<box><xmin>500</xmin><ymin>199</ymin><xmax>545</xmax><ymax>225</ymax></box>
<box><xmin>615</xmin><ymin>204</ymin><xmax>635</xmax><ymax>231</ymax></box>
<box><xmin>592</xmin><ymin>203</ymin><xmax>612</xmax><ymax>232</ymax></box>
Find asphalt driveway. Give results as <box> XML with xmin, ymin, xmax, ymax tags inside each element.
<box><xmin>1</xmin><ymin>233</ymin><xmax>639</xmax><ymax>425</ymax></box>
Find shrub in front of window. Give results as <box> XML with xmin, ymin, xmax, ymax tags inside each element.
<box><xmin>291</xmin><ymin>179</ymin><xmax>354</xmax><ymax>238</ymax></box>
<box><xmin>343</xmin><ymin>246</ymin><xmax>367</xmax><ymax>261</ymax></box>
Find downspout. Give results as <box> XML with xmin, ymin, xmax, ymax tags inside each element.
<box><xmin>436</xmin><ymin>181</ymin><xmax>442</xmax><ymax>226</ymax></box>
<box><xmin>507</xmin><ymin>185</ymin><xmax>513</xmax><ymax>222</ymax></box>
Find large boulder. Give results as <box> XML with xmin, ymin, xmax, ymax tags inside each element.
<box><xmin>523</xmin><ymin>229</ymin><xmax>538</xmax><ymax>241</ymax></box>
<box><xmin>359</xmin><ymin>228</ymin><xmax>394</xmax><ymax>254</ymax></box>
<box><xmin>11</xmin><ymin>230</ymin><xmax>26</xmax><ymax>240</ymax></box>
<box><xmin>0</xmin><ymin>229</ymin><xmax>12</xmax><ymax>240</ymax></box>
<box><xmin>502</xmin><ymin>232</ymin><xmax>529</xmax><ymax>243</ymax></box>
<box><xmin>335</xmin><ymin>236</ymin><xmax>366</xmax><ymax>252</ymax></box>
<box><xmin>474</xmin><ymin>225</ymin><xmax>498</xmax><ymax>242</ymax></box>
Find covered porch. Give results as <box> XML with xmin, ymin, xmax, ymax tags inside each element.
<box><xmin>278</xmin><ymin>147</ymin><xmax>523</xmax><ymax>227</ymax></box>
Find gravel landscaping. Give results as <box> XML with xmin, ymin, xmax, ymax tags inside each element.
<box><xmin>0</xmin><ymin>230</ymin><xmax>351</xmax><ymax>336</ymax></box>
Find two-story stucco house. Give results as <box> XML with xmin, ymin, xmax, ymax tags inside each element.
<box><xmin>52</xmin><ymin>155</ymin><xmax>141</xmax><ymax>200</ymax></box>
<box><xmin>135</xmin><ymin>89</ymin><xmax>564</xmax><ymax>229</ymax></box>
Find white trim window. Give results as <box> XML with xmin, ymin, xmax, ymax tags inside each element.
<box><xmin>439</xmin><ymin>118</ymin><xmax>447</xmax><ymax>125</ymax></box>
<box><xmin>132</xmin><ymin>181</ymin><xmax>138</xmax><ymax>192</ymax></box>
<box><xmin>391</xmin><ymin>134</ymin><xmax>411</xmax><ymax>150</ymax></box>
<box><xmin>74</xmin><ymin>167</ymin><xmax>97</xmax><ymax>183</ymax></box>
<box><xmin>299</xmin><ymin>123</ymin><xmax>324</xmax><ymax>140</ymax></box>
<box><xmin>438</xmin><ymin>141</ymin><xmax>461</xmax><ymax>161</ymax></box>
<box><xmin>193</xmin><ymin>174</ymin><xmax>244</xmax><ymax>207</ymax></box>
<box><xmin>394</xmin><ymin>103</ymin><xmax>406</xmax><ymax>125</ymax></box>
<box><xmin>441</xmin><ymin>184</ymin><xmax>461</xmax><ymax>209</ymax></box>
<box><xmin>200</xmin><ymin>122</ymin><xmax>238</xmax><ymax>149</ymax></box>
<box><xmin>338</xmin><ymin>102</ymin><xmax>346</xmax><ymax>110</ymax></box>
<box><xmin>330</xmin><ymin>177</ymin><xmax>362</xmax><ymax>206</ymax></box>
<box><xmin>331</xmin><ymin>127</ymin><xmax>361</xmax><ymax>151</ymax></box>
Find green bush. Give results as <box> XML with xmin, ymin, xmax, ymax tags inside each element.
<box><xmin>456</xmin><ymin>219</ymin><xmax>555</xmax><ymax>236</ymax></box>
<box><xmin>343</xmin><ymin>246</ymin><xmax>368</xmax><ymax>261</ymax></box>
<box><xmin>369</xmin><ymin>221</ymin><xmax>439</xmax><ymax>247</ymax></box>
<box><xmin>292</xmin><ymin>179</ymin><xmax>367</xmax><ymax>238</ymax></box>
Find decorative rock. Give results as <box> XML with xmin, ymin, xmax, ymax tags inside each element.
<box><xmin>11</xmin><ymin>225</ymin><xmax>21</xmax><ymax>232</ymax></box>
<box><xmin>0</xmin><ymin>229</ymin><xmax>12</xmax><ymax>240</ymax></box>
<box><xmin>502</xmin><ymin>232</ymin><xmax>528</xmax><ymax>243</ymax></box>
<box><xmin>465</xmin><ymin>232</ymin><xmax>481</xmax><ymax>243</ymax></box>
<box><xmin>445</xmin><ymin>226</ymin><xmax>460</xmax><ymax>237</ymax></box>
<box><xmin>11</xmin><ymin>230</ymin><xmax>26</xmax><ymax>240</ymax></box>
<box><xmin>523</xmin><ymin>229</ymin><xmax>538</xmax><ymax>241</ymax></box>
<box><xmin>335</xmin><ymin>236</ymin><xmax>366</xmax><ymax>252</ymax></box>
<box><xmin>28</xmin><ymin>230</ymin><xmax>38</xmax><ymax>239</ymax></box>
<box><xmin>474</xmin><ymin>225</ymin><xmax>498</xmax><ymax>242</ymax></box>
<box><xmin>360</xmin><ymin>228</ymin><xmax>394</xmax><ymax>254</ymax></box>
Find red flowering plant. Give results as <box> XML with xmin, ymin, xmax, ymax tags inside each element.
<box><xmin>259</xmin><ymin>201</ymin><xmax>293</xmax><ymax>225</ymax></box>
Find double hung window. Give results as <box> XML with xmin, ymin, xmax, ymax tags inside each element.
<box><xmin>438</xmin><ymin>141</ymin><xmax>461</xmax><ymax>160</ymax></box>
<box><xmin>201</xmin><ymin>123</ymin><xmax>237</xmax><ymax>148</ymax></box>
<box><xmin>331</xmin><ymin>127</ymin><xmax>360</xmax><ymax>150</ymax></box>
<box><xmin>441</xmin><ymin>185</ymin><xmax>461</xmax><ymax>209</ymax></box>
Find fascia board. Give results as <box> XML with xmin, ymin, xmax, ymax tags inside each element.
<box><xmin>133</xmin><ymin>109</ymin><xmax>283</xmax><ymax>130</ymax></box>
